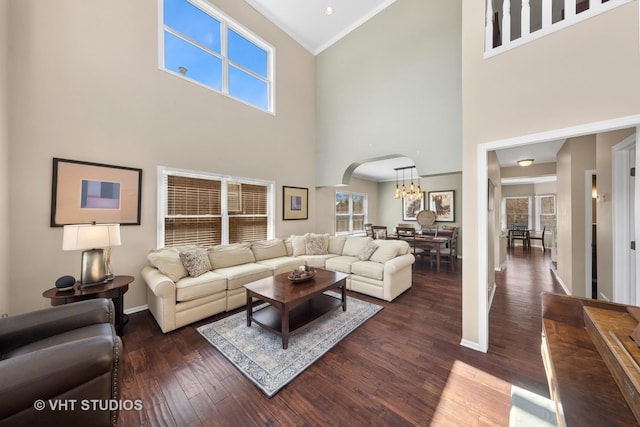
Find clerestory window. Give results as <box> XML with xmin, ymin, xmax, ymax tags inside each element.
<box><xmin>160</xmin><ymin>0</ymin><xmax>274</xmax><ymax>112</ymax></box>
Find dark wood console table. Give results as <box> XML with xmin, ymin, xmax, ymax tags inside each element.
<box><xmin>43</xmin><ymin>275</ymin><xmax>133</xmax><ymax>336</ymax></box>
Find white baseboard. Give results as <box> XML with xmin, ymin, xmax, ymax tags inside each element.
<box><xmin>125</xmin><ymin>304</ymin><xmax>148</xmax><ymax>315</ymax></box>
<box><xmin>488</xmin><ymin>283</ymin><xmax>496</xmax><ymax>310</ymax></box>
<box><xmin>550</xmin><ymin>266</ymin><xmax>571</xmax><ymax>295</ymax></box>
<box><xmin>460</xmin><ymin>338</ymin><xmax>486</xmax><ymax>353</ymax></box>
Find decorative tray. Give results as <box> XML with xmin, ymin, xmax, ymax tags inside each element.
<box><xmin>288</xmin><ymin>267</ymin><xmax>316</xmax><ymax>283</ymax></box>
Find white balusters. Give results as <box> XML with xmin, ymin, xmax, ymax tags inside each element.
<box><xmin>521</xmin><ymin>0</ymin><xmax>530</xmax><ymax>40</ymax></box>
<box><xmin>502</xmin><ymin>0</ymin><xmax>511</xmax><ymax>45</ymax></box>
<box><xmin>486</xmin><ymin>0</ymin><xmax>494</xmax><ymax>52</ymax></box>
<box><xmin>542</xmin><ymin>0</ymin><xmax>553</xmax><ymax>29</ymax></box>
<box><xmin>564</xmin><ymin>0</ymin><xmax>576</xmax><ymax>20</ymax></box>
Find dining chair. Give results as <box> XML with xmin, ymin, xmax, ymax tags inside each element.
<box><xmin>395</xmin><ymin>226</ymin><xmax>426</xmax><ymax>262</ymax></box>
<box><xmin>430</xmin><ymin>226</ymin><xmax>459</xmax><ymax>271</ymax></box>
<box><xmin>364</xmin><ymin>223</ymin><xmax>373</xmax><ymax>238</ymax></box>
<box><xmin>371</xmin><ymin>225</ymin><xmax>388</xmax><ymax>240</ymax></box>
<box><xmin>529</xmin><ymin>226</ymin><xmax>546</xmax><ymax>251</ymax></box>
<box><xmin>509</xmin><ymin>224</ymin><xmax>530</xmax><ymax>249</ymax></box>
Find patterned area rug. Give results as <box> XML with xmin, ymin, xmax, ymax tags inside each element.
<box><xmin>197</xmin><ymin>293</ymin><xmax>383</xmax><ymax>397</ymax></box>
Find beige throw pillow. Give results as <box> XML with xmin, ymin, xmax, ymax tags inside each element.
<box><xmin>358</xmin><ymin>240</ymin><xmax>379</xmax><ymax>261</ymax></box>
<box><xmin>291</xmin><ymin>234</ymin><xmax>308</xmax><ymax>257</ymax></box>
<box><xmin>369</xmin><ymin>243</ymin><xmax>399</xmax><ymax>263</ymax></box>
<box><xmin>147</xmin><ymin>247</ymin><xmax>188</xmax><ymax>282</ymax></box>
<box><xmin>208</xmin><ymin>243</ymin><xmax>255</xmax><ymax>269</ymax></box>
<box><xmin>305</xmin><ymin>233</ymin><xmax>328</xmax><ymax>255</ymax></box>
<box><xmin>179</xmin><ymin>248</ymin><xmax>211</xmax><ymax>277</ymax></box>
<box><xmin>251</xmin><ymin>239</ymin><xmax>287</xmax><ymax>261</ymax></box>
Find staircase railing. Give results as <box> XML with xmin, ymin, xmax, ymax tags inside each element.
<box><xmin>485</xmin><ymin>0</ymin><xmax>633</xmax><ymax>57</ymax></box>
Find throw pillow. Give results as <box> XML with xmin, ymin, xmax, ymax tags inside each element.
<box><xmin>179</xmin><ymin>248</ymin><xmax>211</xmax><ymax>277</ymax></box>
<box><xmin>305</xmin><ymin>233</ymin><xmax>328</xmax><ymax>255</ymax></box>
<box><xmin>251</xmin><ymin>239</ymin><xmax>287</xmax><ymax>261</ymax></box>
<box><xmin>147</xmin><ymin>247</ymin><xmax>188</xmax><ymax>282</ymax></box>
<box><xmin>207</xmin><ymin>243</ymin><xmax>255</xmax><ymax>269</ymax></box>
<box><xmin>328</xmin><ymin>235</ymin><xmax>347</xmax><ymax>254</ymax></box>
<box><xmin>358</xmin><ymin>240</ymin><xmax>378</xmax><ymax>261</ymax></box>
<box><xmin>370</xmin><ymin>243</ymin><xmax>399</xmax><ymax>263</ymax></box>
<box><xmin>291</xmin><ymin>234</ymin><xmax>308</xmax><ymax>257</ymax></box>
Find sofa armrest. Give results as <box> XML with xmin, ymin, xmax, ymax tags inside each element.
<box><xmin>141</xmin><ymin>266</ymin><xmax>176</xmax><ymax>299</ymax></box>
<box><xmin>0</xmin><ymin>333</ymin><xmax>121</xmax><ymax>420</ymax></box>
<box><xmin>382</xmin><ymin>253</ymin><xmax>415</xmax><ymax>273</ymax></box>
<box><xmin>0</xmin><ymin>299</ymin><xmax>114</xmax><ymax>354</ymax></box>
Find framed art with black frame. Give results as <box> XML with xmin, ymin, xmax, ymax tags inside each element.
<box><xmin>51</xmin><ymin>158</ymin><xmax>142</xmax><ymax>227</ymax></box>
<box><xmin>402</xmin><ymin>194</ymin><xmax>425</xmax><ymax>221</ymax></box>
<box><xmin>283</xmin><ymin>186</ymin><xmax>308</xmax><ymax>220</ymax></box>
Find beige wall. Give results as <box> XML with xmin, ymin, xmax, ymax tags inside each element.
<box><xmin>0</xmin><ymin>0</ymin><xmax>8</xmax><ymax>316</ymax></box>
<box><xmin>7</xmin><ymin>0</ymin><xmax>315</xmax><ymax>314</ymax></box>
<box><xmin>462</xmin><ymin>1</ymin><xmax>640</xmax><ymax>346</ymax></box>
<box><xmin>501</xmin><ymin>162</ymin><xmax>556</xmax><ymax>179</ymax></box>
<box><xmin>556</xmin><ymin>136</ymin><xmax>596</xmax><ymax>297</ymax></box>
<box><xmin>595</xmin><ymin>128</ymin><xmax>636</xmax><ymax>301</ymax></box>
<box><xmin>315</xmin><ymin>0</ymin><xmax>462</xmax><ymax>187</ymax></box>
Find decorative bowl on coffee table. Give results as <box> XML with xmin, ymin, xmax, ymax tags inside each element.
<box><xmin>288</xmin><ymin>267</ymin><xmax>316</xmax><ymax>283</ymax></box>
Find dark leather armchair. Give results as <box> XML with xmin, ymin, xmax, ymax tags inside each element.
<box><xmin>0</xmin><ymin>299</ymin><xmax>122</xmax><ymax>427</ymax></box>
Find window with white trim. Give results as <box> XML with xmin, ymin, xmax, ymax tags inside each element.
<box><xmin>158</xmin><ymin>167</ymin><xmax>274</xmax><ymax>247</ymax></box>
<box><xmin>535</xmin><ymin>195</ymin><xmax>556</xmax><ymax>232</ymax></box>
<box><xmin>335</xmin><ymin>191</ymin><xmax>368</xmax><ymax>235</ymax></box>
<box><xmin>502</xmin><ymin>196</ymin><xmax>531</xmax><ymax>229</ymax></box>
<box><xmin>160</xmin><ymin>0</ymin><xmax>274</xmax><ymax>112</ymax></box>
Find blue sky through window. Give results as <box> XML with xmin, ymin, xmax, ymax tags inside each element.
<box><xmin>162</xmin><ymin>0</ymin><xmax>272</xmax><ymax>112</ymax></box>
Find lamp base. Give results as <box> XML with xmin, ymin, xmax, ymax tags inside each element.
<box><xmin>80</xmin><ymin>248</ymin><xmax>107</xmax><ymax>286</ymax></box>
<box><xmin>78</xmin><ymin>278</ymin><xmax>109</xmax><ymax>289</ymax></box>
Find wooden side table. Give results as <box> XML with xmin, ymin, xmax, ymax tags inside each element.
<box><xmin>43</xmin><ymin>275</ymin><xmax>134</xmax><ymax>336</ymax></box>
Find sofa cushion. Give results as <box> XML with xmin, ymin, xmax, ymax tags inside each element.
<box><xmin>251</xmin><ymin>239</ymin><xmax>287</xmax><ymax>261</ymax></box>
<box><xmin>370</xmin><ymin>241</ymin><xmax>400</xmax><ymax>263</ymax></box>
<box><xmin>256</xmin><ymin>257</ymin><xmax>302</xmax><ymax>275</ymax></box>
<box><xmin>305</xmin><ymin>233</ymin><xmax>329</xmax><ymax>255</ymax></box>
<box><xmin>358</xmin><ymin>240</ymin><xmax>378</xmax><ymax>261</ymax></box>
<box><xmin>147</xmin><ymin>247</ymin><xmax>188</xmax><ymax>282</ymax></box>
<box><xmin>328</xmin><ymin>235</ymin><xmax>347</xmax><ymax>255</ymax></box>
<box><xmin>342</xmin><ymin>236</ymin><xmax>373</xmax><ymax>257</ymax></box>
<box><xmin>208</xmin><ymin>243</ymin><xmax>255</xmax><ymax>269</ymax></box>
<box><xmin>213</xmin><ymin>263</ymin><xmax>272</xmax><ymax>290</ymax></box>
<box><xmin>179</xmin><ymin>248</ymin><xmax>212</xmax><ymax>277</ymax></box>
<box><xmin>351</xmin><ymin>260</ymin><xmax>385</xmax><ymax>281</ymax></box>
<box><xmin>291</xmin><ymin>234</ymin><xmax>308</xmax><ymax>256</ymax></box>
<box><xmin>175</xmin><ymin>271</ymin><xmax>227</xmax><ymax>302</ymax></box>
<box><xmin>325</xmin><ymin>256</ymin><xmax>359</xmax><ymax>274</ymax></box>
<box><xmin>296</xmin><ymin>254</ymin><xmax>339</xmax><ymax>269</ymax></box>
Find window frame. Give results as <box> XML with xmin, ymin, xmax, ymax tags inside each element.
<box><xmin>157</xmin><ymin>166</ymin><xmax>275</xmax><ymax>248</ymax></box>
<box><xmin>335</xmin><ymin>191</ymin><xmax>368</xmax><ymax>236</ymax></box>
<box><xmin>501</xmin><ymin>196</ymin><xmax>532</xmax><ymax>230</ymax></box>
<box><xmin>158</xmin><ymin>0</ymin><xmax>275</xmax><ymax>113</ymax></box>
<box><xmin>535</xmin><ymin>194</ymin><xmax>556</xmax><ymax>232</ymax></box>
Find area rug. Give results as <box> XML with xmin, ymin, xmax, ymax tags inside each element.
<box><xmin>197</xmin><ymin>293</ymin><xmax>382</xmax><ymax>397</ymax></box>
<box><xmin>509</xmin><ymin>385</ymin><xmax>557</xmax><ymax>427</ymax></box>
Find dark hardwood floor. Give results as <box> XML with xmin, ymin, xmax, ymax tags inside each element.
<box><xmin>118</xmin><ymin>247</ymin><xmax>562</xmax><ymax>426</ymax></box>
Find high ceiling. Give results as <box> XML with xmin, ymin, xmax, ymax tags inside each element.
<box><xmin>244</xmin><ymin>0</ymin><xmax>397</xmax><ymax>55</ymax></box>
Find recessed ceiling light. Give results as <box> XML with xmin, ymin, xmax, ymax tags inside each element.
<box><xmin>325</xmin><ymin>6</ymin><xmax>334</xmax><ymax>15</ymax></box>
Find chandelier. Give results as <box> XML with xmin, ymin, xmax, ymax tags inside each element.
<box><xmin>393</xmin><ymin>166</ymin><xmax>422</xmax><ymax>201</ymax></box>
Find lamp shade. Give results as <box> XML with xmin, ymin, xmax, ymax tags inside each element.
<box><xmin>63</xmin><ymin>224</ymin><xmax>121</xmax><ymax>251</ymax></box>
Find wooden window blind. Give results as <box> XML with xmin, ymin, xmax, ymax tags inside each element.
<box><xmin>160</xmin><ymin>169</ymin><xmax>273</xmax><ymax>247</ymax></box>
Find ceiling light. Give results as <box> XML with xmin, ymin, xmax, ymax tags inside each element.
<box><xmin>517</xmin><ymin>159</ymin><xmax>534</xmax><ymax>167</ymax></box>
<box><xmin>325</xmin><ymin>6</ymin><xmax>334</xmax><ymax>15</ymax></box>
<box><xmin>393</xmin><ymin>166</ymin><xmax>422</xmax><ymax>201</ymax></box>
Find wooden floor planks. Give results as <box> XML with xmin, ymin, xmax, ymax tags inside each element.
<box><xmin>118</xmin><ymin>247</ymin><xmax>562</xmax><ymax>426</ymax></box>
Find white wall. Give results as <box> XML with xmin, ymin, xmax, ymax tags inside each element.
<box><xmin>315</xmin><ymin>0</ymin><xmax>462</xmax><ymax>187</ymax></box>
<box><xmin>7</xmin><ymin>0</ymin><xmax>315</xmax><ymax>314</ymax></box>
<box><xmin>0</xmin><ymin>0</ymin><xmax>9</xmax><ymax>316</ymax></box>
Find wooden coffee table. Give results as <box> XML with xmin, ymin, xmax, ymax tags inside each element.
<box><xmin>245</xmin><ymin>269</ymin><xmax>348</xmax><ymax>349</ymax></box>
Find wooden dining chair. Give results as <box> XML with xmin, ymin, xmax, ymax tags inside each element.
<box><xmin>364</xmin><ymin>223</ymin><xmax>373</xmax><ymax>238</ymax></box>
<box><xmin>371</xmin><ymin>225</ymin><xmax>388</xmax><ymax>240</ymax></box>
<box><xmin>529</xmin><ymin>226</ymin><xmax>546</xmax><ymax>251</ymax></box>
<box><xmin>509</xmin><ymin>224</ymin><xmax>530</xmax><ymax>249</ymax></box>
<box><xmin>430</xmin><ymin>227</ymin><xmax>459</xmax><ymax>271</ymax></box>
<box><xmin>395</xmin><ymin>226</ymin><xmax>426</xmax><ymax>263</ymax></box>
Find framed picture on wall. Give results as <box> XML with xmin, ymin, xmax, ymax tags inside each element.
<box><xmin>428</xmin><ymin>190</ymin><xmax>455</xmax><ymax>222</ymax></box>
<box><xmin>402</xmin><ymin>194</ymin><xmax>425</xmax><ymax>221</ymax></box>
<box><xmin>283</xmin><ymin>186</ymin><xmax>308</xmax><ymax>220</ymax></box>
<box><xmin>50</xmin><ymin>158</ymin><xmax>142</xmax><ymax>227</ymax></box>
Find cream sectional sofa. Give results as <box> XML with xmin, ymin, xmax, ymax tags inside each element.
<box><xmin>142</xmin><ymin>234</ymin><xmax>415</xmax><ymax>333</ymax></box>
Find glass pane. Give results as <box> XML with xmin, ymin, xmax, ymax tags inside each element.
<box><xmin>228</xmin><ymin>29</ymin><xmax>267</xmax><ymax>78</ymax></box>
<box><xmin>353</xmin><ymin>215</ymin><xmax>365</xmax><ymax>231</ymax></box>
<box><xmin>336</xmin><ymin>193</ymin><xmax>349</xmax><ymax>214</ymax></box>
<box><xmin>228</xmin><ymin>217</ymin><xmax>267</xmax><ymax>243</ymax></box>
<box><xmin>229</xmin><ymin>66</ymin><xmax>268</xmax><ymax>110</ymax></box>
<box><xmin>164</xmin><ymin>32</ymin><xmax>222</xmax><ymax>91</ymax></box>
<box><xmin>164</xmin><ymin>217</ymin><xmax>221</xmax><ymax>247</ymax></box>
<box><xmin>352</xmin><ymin>194</ymin><xmax>365</xmax><ymax>214</ymax></box>
<box><xmin>540</xmin><ymin>196</ymin><xmax>555</xmax><ymax>214</ymax></box>
<box><xmin>163</xmin><ymin>0</ymin><xmax>221</xmax><ymax>52</ymax></box>
<box><xmin>506</xmin><ymin>198</ymin><xmax>529</xmax><ymax>228</ymax></box>
<box><xmin>336</xmin><ymin>216</ymin><xmax>349</xmax><ymax>233</ymax></box>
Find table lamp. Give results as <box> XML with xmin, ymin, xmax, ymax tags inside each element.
<box><xmin>63</xmin><ymin>223</ymin><xmax>121</xmax><ymax>288</ymax></box>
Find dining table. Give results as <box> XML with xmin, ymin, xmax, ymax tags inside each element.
<box><xmin>387</xmin><ymin>233</ymin><xmax>453</xmax><ymax>272</ymax></box>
